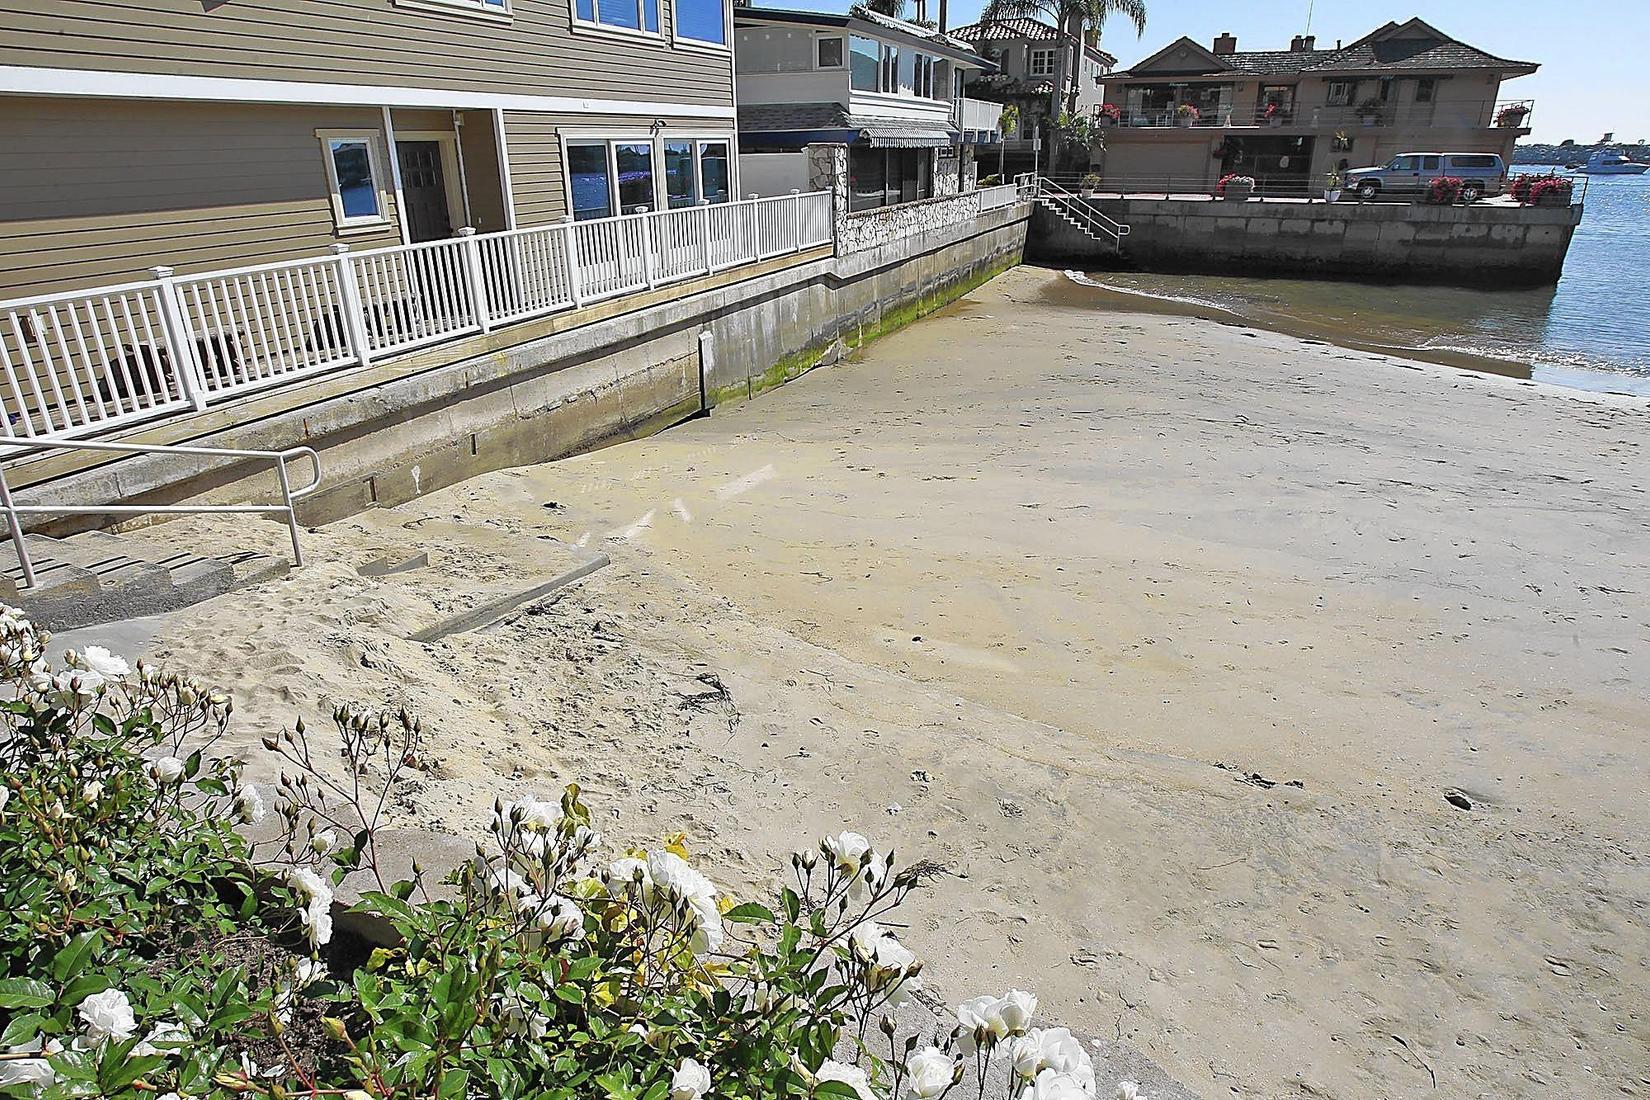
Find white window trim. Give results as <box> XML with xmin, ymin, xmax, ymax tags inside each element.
<box><xmin>570</xmin><ymin>0</ymin><xmax>664</xmax><ymax>43</ymax></box>
<box><xmin>316</xmin><ymin>129</ymin><xmax>393</xmax><ymax>234</ymax></box>
<box><xmin>1028</xmin><ymin>47</ymin><xmax>1056</xmax><ymax>77</ymax></box>
<box><xmin>670</xmin><ymin>0</ymin><xmax>732</xmax><ymax>53</ymax></box>
<box><xmin>390</xmin><ymin>0</ymin><xmax>512</xmax><ymax>25</ymax></box>
<box><xmin>816</xmin><ymin>35</ymin><xmax>846</xmax><ymax>70</ymax></box>
<box><xmin>558</xmin><ymin>130</ymin><xmax>737</xmax><ymax>220</ymax></box>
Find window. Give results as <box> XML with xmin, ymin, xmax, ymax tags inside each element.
<box><xmin>896</xmin><ymin>48</ymin><xmax>915</xmax><ymax>94</ymax></box>
<box><xmin>1326</xmin><ymin>80</ymin><xmax>1356</xmax><ymax>106</ymax></box>
<box><xmin>1028</xmin><ymin>48</ymin><xmax>1055</xmax><ymax>77</ymax></box>
<box><xmin>698</xmin><ymin>141</ymin><xmax>730</xmax><ymax>204</ymax></box>
<box><xmin>674</xmin><ymin>0</ymin><xmax>725</xmax><ymax>46</ymax></box>
<box><xmin>1377</xmin><ymin>77</ymin><xmax>1393</xmax><ymax>102</ymax></box>
<box><xmin>661</xmin><ymin>139</ymin><xmax>731</xmax><ymax>207</ymax></box>
<box><xmin>1419</xmin><ymin>155</ymin><xmax>1440</xmax><ymax>171</ymax></box>
<box><xmin>881</xmin><ymin>43</ymin><xmax>898</xmax><ymax>92</ymax></box>
<box><xmin>318</xmin><ymin>133</ymin><xmax>388</xmax><ymax>230</ymax></box>
<box><xmin>568</xmin><ymin>141</ymin><xmax>614</xmax><ymax>220</ymax></box>
<box><xmin>848</xmin><ymin>147</ymin><xmax>932</xmax><ymax>211</ymax></box>
<box><xmin>849</xmin><ymin>35</ymin><xmax>880</xmax><ymax>90</ymax></box>
<box><xmin>394</xmin><ymin>0</ymin><xmax>509</xmax><ymax>19</ymax></box>
<box><xmin>1449</xmin><ymin>154</ymin><xmax>1497</xmax><ymax>169</ymax></box>
<box><xmin>574</xmin><ymin>0</ymin><xmax>659</xmax><ymax>35</ymax></box>
<box><xmin>817</xmin><ymin>35</ymin><xmax>844</xmax><ymax>68</ymax></box>
<box><xmin>664</xmin><ymin>141</ymin><xmax>697</xmax><ymax>209</ymax></box>
<box><xmin>614</xmin><ymin>142</ymin><xmax>656</xmax><ymax>213</ymax></box>
<box><xmin>1415</xmin><ymin>78</ymin><xmax>1436</xmax><ymax>103</ymax></box>
<box><xmin>1388</xmin><ymin>155</ymin><xmax>1418</xmax><ymax>171</ymax></box>
<box><xmin>913</xmin><ymin>54</ymin><xmax>936</xmax><ymax>98</ymax></box>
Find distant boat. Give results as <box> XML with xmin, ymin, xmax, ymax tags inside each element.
<box><xmin>1577</xmin><ymin>148</ymin><xmax>1648</xmax><ymax>175</ymax></box>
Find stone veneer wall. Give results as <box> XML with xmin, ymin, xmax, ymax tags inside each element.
<box><xmin>808</xmin><ymin>142</ymin><xmax>1016</xmax><ymax>255</ymax></box>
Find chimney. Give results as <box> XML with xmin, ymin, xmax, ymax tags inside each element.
<box><xmin>1213</xmin><ymin>32</ymin><xmax>1237</xmax><ymax>55</ymax></box>
<box><xmin>1289</xmin><ymin>35</ymin><xmax>1304</xmax><ymax>52</ymax></box>
<box><xmin>1301</xmin><ymin>35</ymin><xmax>1316</xmax><ymax>51</ymax></box>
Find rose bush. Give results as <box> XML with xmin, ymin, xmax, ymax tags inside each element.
<box><xmin>0</xmin><ymin>605</ymin><xmax>1147</xmax><ymax>1100</ymax></box>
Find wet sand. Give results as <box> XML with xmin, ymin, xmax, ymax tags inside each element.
<box><xmin>137</xmin><ymin>266</ymin><xmax>1649</xmax><ymax>1098</ymax></box>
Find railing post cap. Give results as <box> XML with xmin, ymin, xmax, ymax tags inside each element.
<box><xmin>456</xmin><ymin>226</ymin><xmax>477</xmax><ymax>237</ymax></box>
<box><xmin>330</xmin><ymin>243</ymin><xmax>351</xmax><ymax>254</ymax></box>
<box><xmin>789</xmin><ymin>189</ymin><xmax>801</xmax><ymax>195</ymax></box>
<box><xmin>150</xmin><ymin>265</ymin><xmax>175</xmax><ymax>278</ymax></box>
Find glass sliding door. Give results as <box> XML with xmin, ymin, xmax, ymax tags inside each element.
<box><xmin>698</xmin><ymin>142</ymin><xmax>730</xmax><ymax>204</ymax></box>
<box><xmin>614</xmin><ymin>142</ymin><xmax>656</xmax><ymax>213</ymax></box>
<box><xmin>664</xmin><ymin>141</ymin><xmax>697</xmax><ymax>208</ymax></box>
<box><xmin>568</xmin><ymin>141</ymin><xmax>613</xmax><ymax>221</ymax></box>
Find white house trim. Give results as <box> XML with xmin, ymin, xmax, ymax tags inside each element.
<box><xmin>381</xmin><ymin>106</ymin><xmax>413</xmax><ymax>245</ymax></box>
<box><xmin>493</xmin><ymin>108</ymin><xmax>519</xmax><ymax>230</ymax></box>
<box><xmin>0</xmin><ymin>65</ymin><xmax>737</xmax><ymax>121</ymax></box>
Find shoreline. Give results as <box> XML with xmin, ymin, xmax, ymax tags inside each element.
<box><xmin>1041</xmin><ymin>265</ymin><xmax>1650</xmax><ymax>401</ymax></box>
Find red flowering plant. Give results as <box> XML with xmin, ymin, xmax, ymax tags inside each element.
<box><xmin>1263</xmin><ymin>101</ymin><xmax>1283</xmax><ymax>121</ymax></box>
<box><xmin>1175</xmin><ymin>103</ymin><xmax>1200</xmax><ymax>121</ymax></box>
<box><xmin>1513</xmin><ymin>173</ymin><xmax>1573</xmax><ymax>206</ymax></box>
<box><xmin>1215</xmin><ymin>173</ymin><xmax>1256</xmax><ymax>197</ymax></box>
<box><xmin>1426</xmin><ymin>176</ymin><xmax>1464</xmax><ymax>204</ymax></box>
<box><xmin>1098</xmin><ymin>102</ymin><xmax>1122</xmax><ymax>124</ymax></box>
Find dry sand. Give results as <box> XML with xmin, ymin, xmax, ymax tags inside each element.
<box><xmin>132</xmin><ymin>266</ymin><xmax>1648</xmax><ymax>1098</ymax></box>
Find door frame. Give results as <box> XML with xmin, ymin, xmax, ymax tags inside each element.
<box><xmin>395</xmin><ymin>130</ymin><xmax>467</xmax><ymax>236</ymax></box>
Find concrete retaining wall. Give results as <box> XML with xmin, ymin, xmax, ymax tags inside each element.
<box><xmin>1030</xmin><ymin>196</ymin><xmax>1583</xmax><ymax>285</ymax></box>
<box><xmin>17</xmin><ymin>206</ymin><xmax>1028</xmax><ymax>528</ymax></box>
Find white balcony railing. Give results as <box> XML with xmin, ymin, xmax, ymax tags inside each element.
<box><xmin>0</xmin><ymin>192</ymin><xmax>835</xmax><ymax>442</ymax></box>
<box><xmin>955</xmin><ymin>97</ymin><xmax>1004</xmax><ymax>134</ymax></box>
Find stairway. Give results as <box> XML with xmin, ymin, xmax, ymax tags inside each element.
<box><xmin>0</xmin><ymin>528</ymin><xmax>289</xmax><ymax>630</ymax></box>
<box><xmin>1034</xmin><ymin>183</ymin><xmax>1130</xmax><ymax>252</ymax></box>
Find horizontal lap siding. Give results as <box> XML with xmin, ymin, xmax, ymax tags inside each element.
<box><xmin>3</xmin><ymin>0</ymin><xmax>733</xmax><ymax>108</ymax></box>
<box><xmin>0</xmin><ymin>99</ymin><xmax>401</xmax><ymax>298</ymax></box>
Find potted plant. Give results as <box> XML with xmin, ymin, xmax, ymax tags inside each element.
<box><xmin>1323</xmin><ymin>171</ymin><xmax>1343</xmax><ymax>203</ymax></box>
<box><xmin>1175</xmin><ymin>103</ymin><xmax>1200</xmax><ymax>128</ymax></box>
<box><xmin>1098</xmin><ymin>102</ymin><xmax>1121</xmax><ymax>127</ymax></box>
<box><xmin>1216</xmin><ymin>173</ymin><xmax>1256</xmax><ymax>201</ymax></box>
<box><xmin>1495</xmin><ymin>103</ymin><xmax>1531</xmax><ymax>128</ymax></box>
<box><xmin>1354</xmin><ymin>98</ymin><xmax>1382</xmax><ymax>126</ymax></box>
<box><xmin>1332</xmin><ymin>129</ymin><xmax>1353</xmax><ymax>152</ymax></box>
<box><xmin>1263</xmin><ymin>100</ymin><xmax>1284</xmax><ymax>127</ymax></box>
<box><xmin>1527</xmin><ymin>174</ymin><xmax>1574</xmax><ymax>207</ymax></box>
<box><xmin>1425</xmin><ymin>175</ymin><xmax>1464</xmax><ymax>205</ymax></box>
<box><xmin>1079</xmin><ymin>172</ymin><xmax>1102</xmax><ymax>197</ymax></box>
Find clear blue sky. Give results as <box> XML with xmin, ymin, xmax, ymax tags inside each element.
<box><xmin>777</xmin><ymin>0</ymin><xmax>1649</xmax><ymax>144</ymax></box>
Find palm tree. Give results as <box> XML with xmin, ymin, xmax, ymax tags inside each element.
<box><xmin>978</xmin><ymin>0</ymin><xmax>1146</xmax><ymax>159</ymax></box>
<box><xmin>861</xmin><ymin>0</ymin><xmax>910</xmax><ymax>16</ymax></box>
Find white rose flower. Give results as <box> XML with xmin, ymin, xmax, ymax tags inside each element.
<box><xmin>904</xmin><ymin>1047</ymin><xmax>954</xmax><ymax>1099</ymax></box>
<box><xmin>671</xmin><ymin>1056</ymin><xmax>711</xmax><ymax>1100</ymax></box>
<box><xmin>647</xmin><ymin>851</ymin><xmax>723</xmax><ymax>955</ymax></box>
<box><xmin>82</xmin><ymin>780</ymin><xmax>104</xmax><ymax>805</ymax></box>
<box><xmin>149</xmin><ymin>756</ymin><xmax>186</xmax><ymax>785</ymax></box>
<box><xmin>51</xmin><ymin>668</ymin><xmax>105</xmax><ymax>705</ymax></box>
<box><xmin>607</xmin><ymin>857</ymin><xmax>654</xmax><ymax>898</ymax></box>
<box><xmin>77</xmin><ymin>646</ymin><xmax>131</xmax><ymax>681</ymax></box>
<box><xmin>823</xmin><ymin>831</ymin><xmax>872</xmax><ymax>874</ymax></box>
<box><xmin>285</xmin><ymin>867</ymin><xmax>328</xmax><ymax>903</ymax></box>
<box><xmin>1030</xmin><ymin>1027</ymin><xmax>1092</xmax><ymax>1092</ymax></box>
<box><xmin>955</xmin><ymin>995</ymin><xmax>1007</xmax><ymax>1053</ymax></box>
<box><xmin>848</xmin><ymin>922</ymin><xmax>922</xmax><ymax>1007</ymax></box>
<box><xmin>310</xmin><ymin>829</ymin><xmax>338</xmax><ymax>855</ymax></box>
<box><xmin>1028</xmin><ymin>1069</ymin><xmax>1092</xmax><ymax>1100</ymax></box>
<box><xmin>293</xmin><ymin>958</ymin><xmax>327</xmax><ymax>988</ymax></box>
<box><xmin>1115</xmin><ymin>1083</ymin><xmax>1142</xmax><ymax>1100</ymax></box>
<box><xmin>998</xmin><ymin>989</ymin><xmax>1038</xmax><ymax>1034</ymax></box>
<box><xmin>1010</xmin><ymin>1035</ymin><xmax>1043</xmax><ymax>1080</ymax></box>
<box><xmin>816</xmin><ymin>1060</ymin><xmax>879</xmax><ymax>1100</ymax></box>
<box><xmin>537</xmin><ymin>895</ymin><xmax>585</xmax><ymax>942</ymax></box>
<box><xmin>0</xmin><ymin>1036</ymin><xmax>63</xmax><ymax>1089</ymax></box>
<box><xmin>300</xmin><ymin>898</ymin><xmax>333</xmax><ymax>950</ymax></box>
<box><xmin>235</xmin><ymin>782</ymin><xmax>267</xmax><ymax>825</ymax></box>
<box><xmin>77</xmin><ymin>988</ymin><xmax>137</xmax><ymax>1043</ymax></box>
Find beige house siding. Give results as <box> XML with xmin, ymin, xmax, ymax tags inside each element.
<box><xmin>0</xmin><ymin>98</ymin><xmax>402</xmax><ymax>298</ymax></box>
<box><xmin>2</xmin><ymin>0</ymin><xmax>733</xmax><ymax>108</ymax></box>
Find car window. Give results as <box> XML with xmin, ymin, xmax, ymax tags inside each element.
<box><xmin>1420</xmin><ymin>155</ymin><xmax>1441</xmax><ymax>170</ymax></box>
<box><xmin>1388</xmin><ymin>156</ymin><xmax>1417</xmax><ymax>171</ymax></box>
<box><xmin>1449</xmin><ymin>155</ymin><xmax>1497</xmax><ymax>169</ymax></box>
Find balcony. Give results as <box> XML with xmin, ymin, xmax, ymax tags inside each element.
<box><xmin>1112</xmin><ymin>98</ymin><xmax>1535</xmax><ymax>133</ymax></box>
<box><xmin>954</xmin><ymin>96</ymin><xmax>1004</xmax><ymax>139</ymax></box>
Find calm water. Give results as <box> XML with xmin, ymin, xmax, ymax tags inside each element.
<box><xmin>1082</xmin><ymin>166</ymin><xmax>1650</xmax><ymax>396</ymax></box>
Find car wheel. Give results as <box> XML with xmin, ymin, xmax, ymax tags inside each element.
<box><xmin>1356</xmin><ymin>180</ymin><xmax>1380</xmax><ymax>201</ymax></box>
<box><xmin>1460</xmin><ymin>183</ymin><xmax>1484</xmax><ymax>203</ymax></box>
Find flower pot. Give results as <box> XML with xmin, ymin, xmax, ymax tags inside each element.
<box><xmin>1223</xmin><ymin>182</ymin><xmax>1254</xmax><ymax>202</ymax></box>
<box><xmin>1323</xmin><ymin>189</ymin><xmax>1342</xmax><ymax>203</ymax></box>
<box><xmin>1268</xmin><ymin>117</ymin><xmax>1282</xmax><ymax>128</ymax></box>
<box><xmin>1535</xmin><ymin>192</ymin><xmax>1569</xmax><ymax>207</ymax></box>
<box><xmin>1178</xmin><ymin>117</ymin><xmax>1193</xmax><ymax>128</ymax></box>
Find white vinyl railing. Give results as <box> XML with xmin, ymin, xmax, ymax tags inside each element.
<box><xmin>977</xmin><ymin>183</ymin><xmax>1021</xmax><ymax>213</ymax></box>
<box><xmin>1</xmin><ymin>192</ymin><xmax>835</xmax><ymax>443</ymax></box>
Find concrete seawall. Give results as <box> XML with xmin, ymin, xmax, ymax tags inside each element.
<box><xmin>16</xmin><ymin>207</ymin><xmax>1028</xmax><ymax>528</ymax></box>
<box><xmin>1030</xmin><ymin>196</ymin><xmax>1583</xmax><ymax>285</ymax></box>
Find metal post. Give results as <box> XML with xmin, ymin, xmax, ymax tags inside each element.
<box><xmin>0</xmin><ymin>465</ymin><xmax>35</xmax><ymax>590</ymax></box>
<box><xmin>330</xmin><ymin>245</ymin><xmax>373</xmax><ymax>368</ymax></box>
<box><xmin>274</xmin><ymin>454</ymin><xmax>304</xmax><ymax>568</ymax></box>
<box><xmin>456</xmin><ymin>227</ymin><xmax>492</xmax><ymax>334</ymax></box>
<box><xmin>149</xmin><ymin>266</ymin><xmax>209</xmax><ymax>411</ymax></box>
<box><xmin>561</xmin><ymin>216</ymin><xmax>585</xmax><ymax>309</ymax></box>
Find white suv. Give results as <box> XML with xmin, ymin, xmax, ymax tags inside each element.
<box><xmin>1344</xmin><ymin>153</ymin><xmax>1508</xmax><ymax>201</ymax></box>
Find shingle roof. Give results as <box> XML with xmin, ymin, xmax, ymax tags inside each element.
<box><xmin>948</xmin><ymin>17</ymin><xmax>1116</xmax><ymax>66</ymax></box>
<box><xmin>736</xmin><ymin>102</ymin><xmax>957</xmax><ymax>146</ymax></box>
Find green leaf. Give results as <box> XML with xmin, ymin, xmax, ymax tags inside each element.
<box><xmin>49</xmin><ymin>932</ymin><xmax>102</xmax><ymax>984</ymax></box>
<box><xmin>552</xmin><ymin>984</ymin><xmax>585</xmax><ymax>1004</ymax></box>
<box><xmin>724</xmin><ymin>902</ymin><xmax>776</xmax><ymax>925</ymax></box>
<box><xmin>815</xmin><ymin>1082</ymin><xmax>865</xmax><ymax>1099</ymax></box>
<box><xmin>0</xmin><ymin>978</ymin><xmax>53</xmax><ymax>1009</ymax></box>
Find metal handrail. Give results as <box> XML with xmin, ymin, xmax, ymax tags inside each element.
<box><xmin>0</xmin><ymin>437</ymin><xmax>322</xmax><ymax>589</ymax></box>
<box><xmin>1033</xmin><ymin>177</ymin><xmax>1131</xmax><ymax>246</ymax></box>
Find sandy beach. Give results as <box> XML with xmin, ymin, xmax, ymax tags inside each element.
<box><xmin>128</xmin><ymin>265</ymin><xmax>1649</xmax><ymax>1098</ymax></box>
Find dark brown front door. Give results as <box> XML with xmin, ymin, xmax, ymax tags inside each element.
<box><xmin>395</xmin><ymin>141</ymin><xmax>453</xmax><ymax>242</ymax></box>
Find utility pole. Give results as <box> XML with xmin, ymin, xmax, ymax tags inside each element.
<box><xmin>938</xmin><ymin>0</ymin><xmax>948</xmax><ymax>31</ymax></box>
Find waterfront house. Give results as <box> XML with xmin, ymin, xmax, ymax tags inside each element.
<box><xmin>1096</xmin><ymin>17</ymin><xmax>1537</xmax><ymax>193</ymax></box>
<box><xmin>947</xmin><ymin>17</ymin><xmax>1116</xmax><ymax>172</ymax></box>
<box><xmin>0</xmin><ymin>0</ymin><xmax>743</xmax><ymax>299</ymax></box>
<box><xmin>732</xmin><ymin>7</ymin><xmax>1001</xmax><ymax>209</ymax></box>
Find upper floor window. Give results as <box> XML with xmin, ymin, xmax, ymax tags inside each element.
<box><xmin>817</xmin><ymin>35</ymin><xmax>845</xmax><ymax>68</ymax></box>
<box><xmin>914</xmin><ymin>53</ymin><xmax>936</xmax><ymax>98</ymax></box>
<box><xmin>1415</xmin><ymin>77</ymin><xmax>1437</xmax><ymax>103</ymax></box>
<box><xmin>675</xmin><ymin>0</ymin><xmax>726</xmax><ymax>46</ymax></box>
<box><xmin>881</xmin><ymin>43</ymin><xmax>899</xmax><ymax>92</ymax></box>
<box><xmin>850</xmin><ymin>36</ymin><xmax>881</xmax><ymax>90</ymax></box>
<box><xmin>394</xmin><ymin>0</ymin><xmax>510</xmax><ymax>20</ymax></box>
<box><xmin>1326</xmin><ymin>80</ymin><xmax>1356</xmax><ymax>106</ymax></box>
<box><xmin>1028</xmin><ymin>48</ymin><xmax>1056</xmax><ymax>77</ymax></box>
<box><xmin>575</xmin><ymin>0</ymin><xmax>660</xmax><ymax>36</ymax></box>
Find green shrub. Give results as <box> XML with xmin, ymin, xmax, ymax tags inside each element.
<box><xmin>0</xmin><ymin>607</ymin><xmax>1137</xmax><ymax>1100</ymax></box>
